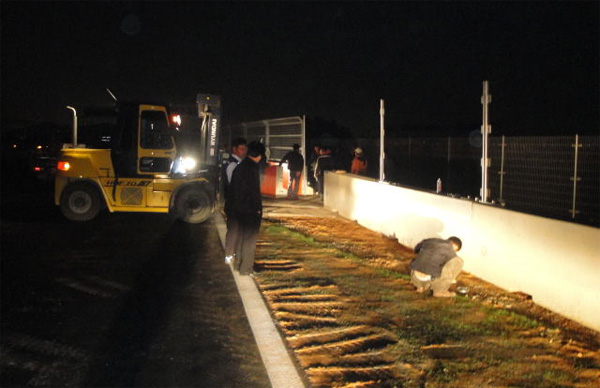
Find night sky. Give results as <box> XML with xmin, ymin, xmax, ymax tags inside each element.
<box><xmin>1</xmin><ymin>1</ymin><xmax>598</xmax><ymax>137</ymax></box>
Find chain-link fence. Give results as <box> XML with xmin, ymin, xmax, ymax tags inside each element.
<box><xmin>358</xmin><ymin>135</ymin><xmax>599</xmax><ymax>226</ymax></box>
<box><xmin>488</xmin><ymin>135</ymin><xmax>599</xmax><ymax>226</ymax></box>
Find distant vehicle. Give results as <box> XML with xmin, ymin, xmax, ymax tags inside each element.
<box><xmin>54</xmin><ymin>93</ymin><xmax>222</xmax><ymax>223</ymax></box>
<box><xmin>29</xmin><ymin>126</ymin><xmax>71</xmax><ymax>180</ymax></box>
<box><xmin>1</xmin><ymin>123</ymin><xmax>70</xmax><ymax>180</ymax></box>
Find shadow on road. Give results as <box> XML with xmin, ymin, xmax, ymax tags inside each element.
<box><xmin>83</xmin><ymin>221</ymin><xmax>203</xmax><ymax>387</ymax></box>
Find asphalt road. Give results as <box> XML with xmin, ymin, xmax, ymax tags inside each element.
<box><xmin>0</xmin><ymin>172</ymin><xmax>270</xmax><ymax>387</ymax></box>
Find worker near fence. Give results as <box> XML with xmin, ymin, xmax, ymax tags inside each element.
<box><xmin>280</xmin><ymin>143</ymin><xmax>304</xmax><ymax>199</ymax></box>
<box><xmin>351</xmin><ymin>147</ymin><xmax>368</xmax><ymax>175</ymax></box>
<box><xmin>229</xmin><ymin>141</ymin><xmax>266</xmax><ymax>276</ymax></box>
<box><xmin>410</xmin><ymin>236</ymin><xmax>463</xmax><ymax>297</ymax></box>
<box><xmin>314</xmin><ymin>146</ymin><xmax>334</xmax><ymax>197</ymax></box>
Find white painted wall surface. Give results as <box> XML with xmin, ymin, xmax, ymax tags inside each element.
<box><xmin>324</xmin><ymin>172</ymin><xmax>600</xmax><ymax>332</ymax></box>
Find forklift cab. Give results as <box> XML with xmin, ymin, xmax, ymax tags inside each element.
<box><xmin>79</xmin><ymin>102</ymin><xmax>176</xmax><ymax>178</ymax></box>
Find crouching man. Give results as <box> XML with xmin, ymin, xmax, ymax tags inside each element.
<box><xmin>410</xmin><ymin>236</ymin><xmax>463</xmax><ymax>297</ymax></box>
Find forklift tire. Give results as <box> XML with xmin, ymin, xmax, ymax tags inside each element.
<box><xmin>175</xmin><ymin>188</ymin><xmax>213</xmax><ymax>224</ymax></box>
<box><xmin>60</xmin><ymin>183</ymin><xmax>102</xmax><ymax>222</ymax></box>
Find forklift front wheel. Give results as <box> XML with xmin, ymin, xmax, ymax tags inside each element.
<box><xmin>60</xmin><ymin>183</ymin><xmax>101</xmax><ymax>221</ymax></box>
<box><xmin>175</xmin><ymin>188</ymin><xmax>213</xmax><ymax>224</ymax></box>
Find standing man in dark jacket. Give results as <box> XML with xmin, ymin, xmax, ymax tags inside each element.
<box><xmin>410</xmin><ymin>237</ymin><xmax>463</xmax><ymax>297</ymax></box>
<box><xmin>229</xmin><ymin>141</ymin><xmax>266</xmax><ymax>275</ymax></box>
<box><xmin>314</xmin><ymin>146</ymin><xmax>334</xmax><ymax>197</ymax></box>
<box><xmin>280</xmin><ymin>143</ymin><xmax>304</xmax><ymax>199</ymax></box>
<box><xmin>223</xmin><ymin>138</ymin><xmax>247</xmax><ymax>265</ymax></box>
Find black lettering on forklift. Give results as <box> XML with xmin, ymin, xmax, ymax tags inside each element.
<box><xmin>130</xmin><ymin>181</ymin><xmax>151</xmax><ymax>187</ymax></box>
<box><xmin>105</xmin><ymin>180</ymin><xmax>150</xmax><ymax>187</ymax></box>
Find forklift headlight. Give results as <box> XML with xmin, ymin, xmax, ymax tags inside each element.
<box><xmin>174</xmin><ymin>156</ymin><xmax>197</xmax><ymax>174</ymax></box>
<box><xmin>182</xmin><ymin>157</ymin><xmax>197</xmax><ymax>171</ymax></box>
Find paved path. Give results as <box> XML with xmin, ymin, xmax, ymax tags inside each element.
<box><xmin>214</xmin><ymin>209</ymin><xmax>307</xmax><ymax>388</ymax></box>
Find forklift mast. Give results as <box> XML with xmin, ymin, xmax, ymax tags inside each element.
<box><xmin>196</xmin><ymin>93</ymin><xmax>221</xmax><ymax>167</ymax></box>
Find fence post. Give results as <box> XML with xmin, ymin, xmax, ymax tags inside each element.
<box><xmin>480</xmin><ymin>81</ymin><xmax>492</xmax><ymax>203</ymax></box>
<box><xmin>379</xmin><ymin>99</ymin><xmax>386</xmax><ymax>182</ymax></box>
<box><xmin>446</xmin><ymin>136</ymin><xmax>451</xmax><ymax>191</ymax></box>
<box><xmin>499</xmin><ymin>135</ymin><xmax>506</xmax><ymax>203</ymax></box>
<box><xmin>571</xmin><ymin>134</ymin><xmax>582</xmax><ymax>219</ymax></box>
<box><xmin>263</xmin><ymin>120</ymin><xmax>270</xmax><ymax>159</ymax></box>
<box><xmin>301</xmin><ymin>115</ymin><xmax>308</xmax><ymax>195</ymax></box>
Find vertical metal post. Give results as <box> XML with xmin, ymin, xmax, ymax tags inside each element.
<box><xmin>480</xmin><ymin>81</ymin><xmax>492</xmax><ymax>203</ymax></box>
<box><xmin>264</xmin><ymin>120</ymin><xmax>270</xmax><ymax>159</ymax></box>
<box><xmin>446</xmin><ymin>136</ymin><xmax>451</xmax><ymax>191</ymax></box>
<box><xmin>571</xmin><ymin>134</ymin><xmax>581</xmax><ymax>219</ymax></box>
<box><xmin>66</xmin><ymin>106</ymin><xmax>78</xmax><ymax>147</ymax></box>
<box><xmin>301</xmin><ymin>115</ymin><xmax>308</xmax><ymax>194</ymax></box>
<box><xmin>379</xmin><ymin>99</ymin><xmax>385</xmax><ymax>182</ymax></box>
<box><xmin>499</xmin><ymin>135</ymin><xmax>506</xmax><ymax>202</ymax></box>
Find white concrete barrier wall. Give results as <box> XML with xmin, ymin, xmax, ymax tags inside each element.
<box><xmin>324</xmin><ymin>172</ymin><xmax>600</xmax><ymax>332</ymax></box>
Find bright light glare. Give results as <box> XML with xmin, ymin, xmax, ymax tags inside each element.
<box><xmin>172</xmin><ymin>114</ymin><xmax>182</xmax><ymax>126</ymax></box>
<box><xmin>174</xmin><ymin>156</ymin><xmax>197</xmax><ymax>174</ymax></box>
<box><xmin>57</xmin><ymin>161</ymin><xmax>70</xmax><ymax>171</ymax></box>
<box><xmin>37</xmin><ymin>145</ymin><xmax>43</xmax><ymax>150</ymax></box>
<box><xmin>182</xmin><ymin>157</ymin><xmax>196</xmax><ymax>171</ymax></box>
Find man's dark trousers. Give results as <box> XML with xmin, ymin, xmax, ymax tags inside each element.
<box><xmin>234</xmin><ymin>214</ymin><xmax>262</xmax><ymax>275</ymax></box>
<box><xmin>225</xmin><ymin>215</ymin><xmax>241</xmax><ymax>258</ymax></box>
<box><xmin>288</xmin><ymin>171</ymin><xmax>301</xmax><ymax>198</ymax></box>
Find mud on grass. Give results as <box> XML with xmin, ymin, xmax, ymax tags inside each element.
<box><xmin>252</xmin><ymin>217</ymin><xmax>599</xmax><ymax>388</ymax></box>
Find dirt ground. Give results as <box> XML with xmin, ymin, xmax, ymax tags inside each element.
<box><xmin>253</xmin><ymin>216</ymin><xmax>599</xmax><ymax>388</ymax></box>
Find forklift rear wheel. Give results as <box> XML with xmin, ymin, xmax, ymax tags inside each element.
<box><xmin>60</xmin><ymin>183</ymin><xmax>102</xmax><ymax>221</ymax></box>
<box><xmin>175</xmin><ymin>188</ymin><xmax>213</xmax><ymax>224</ymax></box>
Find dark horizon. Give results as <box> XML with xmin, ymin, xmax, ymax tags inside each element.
<box><xmin>2</xmin><ymin>2</ymin><xmax>598</xmax><ymax>137</ymax></box>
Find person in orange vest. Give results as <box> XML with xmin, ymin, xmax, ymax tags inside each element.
<box><xmin>351</xmin><ymin>147</ymin><xmax>367</xmax><ymax>175</ymax></box>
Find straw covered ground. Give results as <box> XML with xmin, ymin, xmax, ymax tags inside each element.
<box><xmin>252</xmin><ymin>216</ymin><xmax>599</xmax><ymax>388</ymax></box>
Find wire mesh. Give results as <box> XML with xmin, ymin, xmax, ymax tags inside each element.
<box><xmin>489</xmin><ymin>136</ymin><xmax>575</xmax><ymax>221</ymax></box>
<box><xmin>382</xmin><ymin>135</ymin><xmax>599</xmax><ymax>226</ymax></box>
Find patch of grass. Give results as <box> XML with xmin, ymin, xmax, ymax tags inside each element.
<box><xmin>374</xmin><ymin>267</ymin><xmax>410</xmax><ymax>280</ymax></box>
<box><xmin>265</xmin><ymin>224</ymin><xmax>317</xmax><ymax>245</ymax></box>
<box><xmin>482</xmin><ymin>308</ymin><xmax>540</xmax><ymax>331</ymax></box>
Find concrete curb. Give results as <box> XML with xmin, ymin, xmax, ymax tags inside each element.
<box><xmin>213</xmin><ymin>212</ymin><xmax>306</xmax><ymax>388</ymax></box>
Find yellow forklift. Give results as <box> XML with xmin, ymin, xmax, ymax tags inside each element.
<box><xmin>54</xmin><ymin>93</ymin><xmax>221</xmax><ymax>223</ymax></box>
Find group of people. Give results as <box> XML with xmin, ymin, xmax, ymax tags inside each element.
<box><xmin>280</xmin><ymin>143</ymin><xmax>368</xmax><ymax>199</ymax></box>
<box><xmin>280</xmin><ymin>144</ymin><xmax>465</xmax><ymax>297</ymax></box>
<box><xmin>222</xmin><ymin>138</ymin><xmax>265</xmax><ymax>276</ymax></box>
<box><xmin>222</xmin><ymin>139</ymin><xmax>464</xmax><ymax>291</ymax></box>
<box><xmin>307</xmin><ymin>146</ymin><xmax>369</xmax><ymax>197</ymax></box>
<box><xmin>280</xmin><ymin>143</ymin><xmax>369</xmax><ymax>198</ymax></box>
